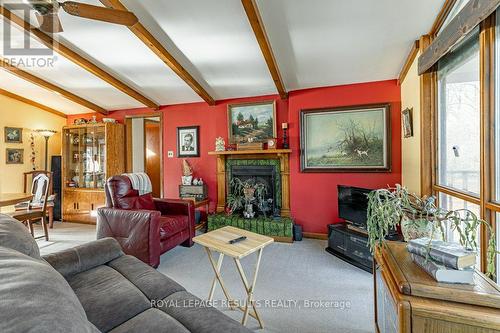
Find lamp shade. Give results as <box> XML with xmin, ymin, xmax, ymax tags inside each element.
<box><xmin>36</xmin><ymin>129</ymin><xmax>57</xmax><ymax>137</ymax></box>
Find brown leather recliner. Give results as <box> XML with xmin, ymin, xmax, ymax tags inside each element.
<box><xmin>97</xmin><ymin>175</ymin><xmax>195</xmax><ymax>268</ymax></box>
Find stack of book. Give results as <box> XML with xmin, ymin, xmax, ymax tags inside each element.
<box><xmin>407</xmin><ymin>237</ymin><xmax>477</xmax><ymax>284</ymax></box>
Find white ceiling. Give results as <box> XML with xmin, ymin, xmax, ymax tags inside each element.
<box><xmin>0</xmin><ymin>0</ymin><xmax>445</xmax><ymax>114</ymax></box>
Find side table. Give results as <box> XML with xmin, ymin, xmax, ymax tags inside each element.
<box><xmin>193</xmin><ymin>226</ymin><xmax>274</xmax><ymax>329</ymax></box>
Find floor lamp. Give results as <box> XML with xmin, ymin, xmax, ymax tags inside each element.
<box><xmin>36</xmin><ymin>129</ymin><xmax>57</xmax><ymax>171</ymax></box>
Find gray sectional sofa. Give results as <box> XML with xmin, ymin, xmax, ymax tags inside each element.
<box><xmin>0</xmin><ymin>214</ymin><xmax>252</xmax><ymax>333</ymax></box>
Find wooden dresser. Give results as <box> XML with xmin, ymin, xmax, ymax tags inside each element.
<box><xmin>62</xmin><ymin>123</ymin><xmax>124</xmax><ymax>224</ymax></box>
<box><xmin>374</xmin><ymin>242</ymin><xmax>500</xmax><ymax>333</ymax></box>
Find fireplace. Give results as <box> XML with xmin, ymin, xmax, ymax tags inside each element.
<box><xmin>229</xmin><ymin>164</ymin><xmax>280</xmax><ymax>217</ymax></box>
<box><xmin>209</xmin><ymin>149</ymin><xmax>291</xmax><ymax>217</ymax></box>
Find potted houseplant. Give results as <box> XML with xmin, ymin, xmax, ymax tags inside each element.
<box><xmin>366</xmin><ymin>185</ymin><xmax>499</xmax><ymax>278</ymax></box>
<box><xmin>226</xmin><ymin>178</ymin><xmax>269</xmax><ymax>218</ymax></box>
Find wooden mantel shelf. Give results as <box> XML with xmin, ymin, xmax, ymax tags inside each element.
<box><xmin>208</xmin><ymin>149</ymin><xmax>291</xmax><ymax>155</ymax></box>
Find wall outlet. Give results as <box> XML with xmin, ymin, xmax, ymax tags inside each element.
<box><xmin>167</xmin><ymin>151</ymin><xmax>174</xmax><ymax>158</ymax></box>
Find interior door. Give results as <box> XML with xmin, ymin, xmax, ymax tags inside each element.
<box><xmin>144</xmin><ymin>119</ymin><xmax>161</xmax><ymax>197</ymax></box>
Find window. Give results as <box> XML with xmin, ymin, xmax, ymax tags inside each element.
<box><xmin>429</xmin><ymin>3</ymin><xmax>500</xmax><ymax>284</ymax></box>
<box><xmin>437</xmin><ymin>32</ymin><xmax>480</xmax><ymax>195</ymax></box>
<box><xmin>433</xmin><ymin>21</ymin><xmax>495</xmax><ymax>279</ymax></box>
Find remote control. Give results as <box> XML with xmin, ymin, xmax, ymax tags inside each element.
<box><xmin>228</xmin><ymin>236</ymin><xmax>247</xmax><ymax>244</ymax></box>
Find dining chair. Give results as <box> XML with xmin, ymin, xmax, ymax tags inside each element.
<box><xmin>8</xmin><ymin>173</ymin><xmax>51</xmax><ymax>241</ymax></box>
<box><xmin>15</xmin><ymin>171</ymin><xmax>55</xmax><ymax>228</ymax></box>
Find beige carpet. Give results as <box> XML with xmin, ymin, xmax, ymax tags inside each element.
<box><xmin>40</xmin><ymin>222</ymin><xmax>374</xmax><ymax>333</ymax></box>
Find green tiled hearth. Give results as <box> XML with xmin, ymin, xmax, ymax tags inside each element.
<box><xmin>208</xmin><ymin>214</ymin><xmax>294</xmax><ymax>243</ymax></box>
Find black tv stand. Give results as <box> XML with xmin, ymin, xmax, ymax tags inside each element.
<box><xmin>326</xmin><ymin>223</ymin><xmax>402</xmax><ymax>273</ymax></box>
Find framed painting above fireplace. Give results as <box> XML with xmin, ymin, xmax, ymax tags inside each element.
<box><xmin>300</xmin><ymin>103</ymin><xmax>391</xmax><ymax>172</ymax></box>
<box><xmin>228</xmin><ymin>101</ymin><xmax>276</xmax><ymax>144</ymax></box>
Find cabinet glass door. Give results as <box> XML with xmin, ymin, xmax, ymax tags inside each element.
<box><xmin>65</xmin><ymin>128</ymin><xmax>84</xmax><ymax>188</ymax></box>
<box><xmin>81</xmin><ymin>127</ymin><xmax>95</xmax><ymax>188</ymax></box>
<box><xmin>94</xmin><ymin>126</ymin><xmax>106</xmax><ymax>188</ymax></box>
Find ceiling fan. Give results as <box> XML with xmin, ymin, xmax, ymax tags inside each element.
<box><xmin>25</xmin><ymin>0</ymin><xmax>139</xmax><ymax>33</ymax></box>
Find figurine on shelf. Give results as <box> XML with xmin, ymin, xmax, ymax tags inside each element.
<box><xmin>193</xmin><ymin>178</ymin><xmax>199</xmax><ymax>185</ymax></box>
<box><xmin>282</xmin><ymin>122</ymin><xmax>289</xmax><ymax>149</ymax></box>
<box><xmin>215</xmin><ymin>137</ymin><xmax>225</xmax><ymax>152</ymax></box>
<box><xmin>73</xmin><ymin>118</ymin><xmax>87</xmax><ymax>125</ymax></box>
<box><xmin>181</xmin><ymin>159</ymin><xmax>193</xmax><ymax>185</ymax></box>
<box><xmin>88</xmin><ymin>115</ymin><xmax>98</xmax><ymax>124</ymax></box>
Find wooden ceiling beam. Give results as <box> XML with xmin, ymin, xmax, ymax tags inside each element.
<box><xmin>0</xmin><ymin>57</ymin><xmax>108</xmax><ymax>115</ymax></box>
<box><xmin>0</xmin><ymin>5</ymin><xmax>159</xmax><ymax>110</ymax></box>
<box><xmin>0</xmin><ymin>88</ymin><xmax>67</xmax><ymax>118</ymax></box>
<box><xmin>241</xmin><ymin>0</ymin><xmax>287</xmax><ymax>99</ymax></box>
<box><xmin>99</xmin><ymin>0</ymin><xmax>216</xmax><ymax>106</ymax></box>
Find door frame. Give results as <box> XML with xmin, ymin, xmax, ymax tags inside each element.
<box><xmin>125</xmin><ymin>112</ymin><xmax>164</xmax><ymax>197</ymax></box>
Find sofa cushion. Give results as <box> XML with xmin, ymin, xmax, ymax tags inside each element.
<box><xmin>109</xmin><ymin>309</ymin><xmax>189</xmax><ymax>333</ymax></box>
<box><xmin>44</xmin><ymin>237</ymin><xmax>124</xmax><ymax>278</ymax></box>
<box><xmin>107</xmin><ymin>255</ymin><xmax>185</xmax><ymax>300</ymax></box>
<box><xmin>0</xmin><ymin>214</ymin><xmax>40</xmax><ymax>259</ymax></box>
<box><xmin>159</xmin><ymin>215</ymin><xmax>189</xmax><ymax>240</ymax></box>
<box><xmin>67</xmin><ymin>265</ymin><xmax>150</xmax><ymax>332</ymax></box>
<box><xmin>157</xmin><ymin>291</ymin><xmax>253</xmax><ymax>333</ymax></box>
<box><xmin>0</xmin><ymin>246</ymin><xmax>97</xmax><ymax>333</ymax></box>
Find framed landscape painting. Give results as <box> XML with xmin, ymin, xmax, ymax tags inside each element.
<box><xmin>300</xmin><ymin>104</ymin><xmax>391</xmax><ymax>172</ymax></box>
<box><xmin>228</xmin><ymin>101</ymin><xmax>276</xmax><ymax>143</ymax></box>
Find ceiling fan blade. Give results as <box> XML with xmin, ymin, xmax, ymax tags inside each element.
<box><xmin>60</xmin><ymin>1</ymin><xmax>138</xmax><ymax>26</ymax></box>
<box><xmin>36</xmin><ymin>13</ymin><xmax>64</xmax><ymax>33</ymax></box>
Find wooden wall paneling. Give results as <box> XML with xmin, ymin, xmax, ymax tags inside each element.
<box><xmin>0</xmin><ymin>5</ymin><xmax>159</xmax><ymax>109</ymax></box>
<box><xmin>419</xmin><ymin>35</ymin><xmax>435</xmax><ymax>197</ymax></box>
<box><xmin>125</xmin><ymin>118</ymin><xmax>133</xmax><ymax>172</ymax></box>
<box><xmin>105</xmin><ymin>123</ymin><xmax>125</xmax><ymax>178</ymax></box>
<box><xmin>419</xmin><ymin>0</ymin><xmax>500</xmax><ymax>74</ymax></box>
<box><xmin>0</xmin><ymin>88</ymin><xmax>67</xmax><ymax>118</ymax></box>
<box><xmin>480</xmin><ymin>13</ymin><xmax>496</xmax><ymax>273</ymax></box>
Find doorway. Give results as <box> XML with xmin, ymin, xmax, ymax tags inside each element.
<box><xmin>125</xmin><ymin>113</ymin><xmax>163</xmax><ymax>197</ymax></box>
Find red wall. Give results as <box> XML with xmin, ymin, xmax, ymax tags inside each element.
<box><xmin>288</xmin><ymin>80</ymin><xmax>401</xmax><ymax>233</ymax></box>
<box><xmin>67</xmin><ymin>80</ymin><xmax>400</xmax><ymax>234</ymax></box>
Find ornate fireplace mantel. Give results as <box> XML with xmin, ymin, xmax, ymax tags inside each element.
<box><xmin>208</xmin><ymin>149</ymin><xmax>291</xmax><ymax>217</ymax></box>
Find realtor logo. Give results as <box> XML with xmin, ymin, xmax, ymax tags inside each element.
<box><xmin>2</xmin><ymin>2</ymin><xmax>57</xmax><ymax>67</ymax></box>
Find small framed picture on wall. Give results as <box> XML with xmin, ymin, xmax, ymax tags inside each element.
<box><xmin>4</xmin><ymin>127</ymin><xmax>23</xmax><ymax>143</ymax></box>
<box><xmin>6</xmin><ymin>148</ymin><xmax>24</xmax><ymax>164</ymax></box>
<box><xmin>401</xmin><ymin>108</ymin><xmax>413</xmax><ymax>138</ymax></box>
<box><xmin>177</xmin><ymin>126</ymin><xmax>200</xmax><ymax>157</ymax></box>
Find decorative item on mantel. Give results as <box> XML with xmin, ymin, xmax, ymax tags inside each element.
<box><xmin>181</xmin><ymin>159</ymin><xmax>193</xmax><ymax>185</ymax></box>
<box><xmin>282</xmin><ymin>123</ymin><xmax>289</xmax><ymax>149</ymax></box>
<box><xmin>236</xmin><ymin>137</ymin><xmax>263</xmax><ymax>150</ymax></box>
<box><xmin>215</xmin><ymin>137</ymin><xmax>225</xmax><ymax>152</ymax></box>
